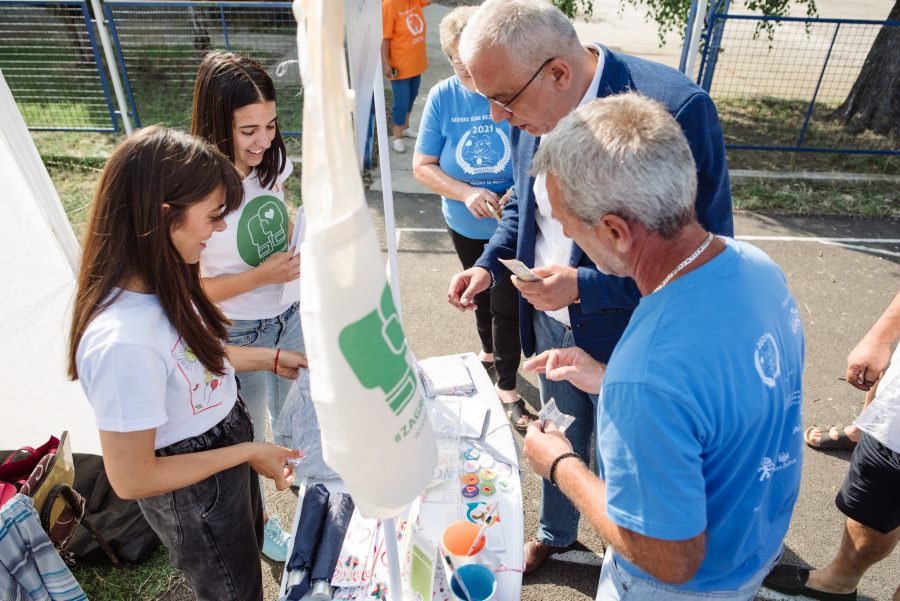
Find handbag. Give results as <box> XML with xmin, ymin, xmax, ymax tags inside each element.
<box><xmin>0</xmin><ymin>432</ymin><xmax>122</xmax><ymax>568</ymax></box>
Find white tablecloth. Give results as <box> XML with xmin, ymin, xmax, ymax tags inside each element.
<box><xmin>280</xmin><ymin>353</ymin><xmax>524</xmax><ymax>600</ymax></box>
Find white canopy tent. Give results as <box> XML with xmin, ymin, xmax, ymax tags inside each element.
<box><xmin>0</xmin><ymin>69</ymin><xmax>102</xmax><ymax>454</ymax></box>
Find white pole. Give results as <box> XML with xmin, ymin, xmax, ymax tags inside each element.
<box><xmin>381</xmin><ymin>516</ymin><xmax>404</xmax><ymax>601</ymax></box>
<box><xmin>89</xmin><ymin>0</ymin><xmax>133</xmax><ymax>135</ymax></box>
<box><xmin>684</xmin><ymin>0</ymin><xmax>709</xmax><ymax>82</ymax></box>
<box><xmin>373</xmin><ymin>56</ymin><xmax>404</xmax><ymax>324</ymax></box>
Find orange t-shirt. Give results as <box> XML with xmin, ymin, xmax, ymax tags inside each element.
<box><xmin>383</xmin><ymin>0</ymin><xmax>430</xmax><ymax>80</ymax></box>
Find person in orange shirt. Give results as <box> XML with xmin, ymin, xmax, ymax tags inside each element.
<box><xmin>382</xmin><ymin>0</ymin><xmax>432</xmax><ymax>153</ymax></box>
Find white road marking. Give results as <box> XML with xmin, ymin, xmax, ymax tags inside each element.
<box><xmin>393</xmin><ymin>229</ymin><xmax>900</xmax><ymax>258</ymax></box>
<box><xmin>549</xmin><ymin>549</ymin><xmax>604</xmax><ymax>566</ymax></box>
<box><xmin>736</xmin><ymin>236</ymin><xmax>900</xmax><ymax>243</ymax></box>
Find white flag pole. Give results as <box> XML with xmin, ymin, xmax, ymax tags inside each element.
<box><xmin>382</xmin><ymin>516</ymin><xmax>404</xmax><ymax>600</ymax></box>
<box><xmin>373</xmin><ymin>57</ymin><xmax>404</xmax><ymax>324</ymax></box>
<box><xmin>373</xmin><ymin>55</ymin><xmax>406</xmax><ymax>601</ymax></box>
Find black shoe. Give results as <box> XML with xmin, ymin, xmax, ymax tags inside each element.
<box><xmin>763</xmin><ymin>565</ymin><xmax>857</xmax><ymax>601</ymax></box>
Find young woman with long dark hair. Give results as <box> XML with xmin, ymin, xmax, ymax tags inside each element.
<box><xmin>69</xmin><ymin>127</ymin><xmax>305</xmax><ymax>601</ymax></box>
<box><xmin>191</xmin><ymin>50</ymin><xmax>304</xmax><ymax>559</ymax></box>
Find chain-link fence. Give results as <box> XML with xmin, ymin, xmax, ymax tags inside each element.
<box><xmin>698</xmin><ymin>15</ymin><xmax>900</xmax><ymax>154</ymax></box>
<box><xmin>0</xmin><ymin>0</ymin><xmax>119</xmax><ymax>131</ymax></box>
<box><xmin>105</xmin><ymin>0</ymin><xmax>301</xmax><ymax>135</ymax></box>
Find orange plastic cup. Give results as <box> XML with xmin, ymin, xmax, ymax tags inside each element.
<box><xmin>442</xmin><ymin>521</ymin><xmax>486</xmax><ymax>557</ymax></box>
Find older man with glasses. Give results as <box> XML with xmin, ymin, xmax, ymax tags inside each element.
<box><xmin>446</xmin><ymin>0</ymin><xmax>734</xmax><ymax>573</ymax></box>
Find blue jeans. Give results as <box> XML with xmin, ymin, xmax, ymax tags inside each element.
<box><xmin>533</xmin><ymin>309</ymin><xmax>598</xmax><ymax>547</ymax></box>
<box><xmin>390</xmin><ymin>74</ymin><xmax>421</xmax><ymax>126</ymax></box>
<box><xmin>138</xmin><ymin>399</ymin><xmax>264</xmax><ymax>601</ymax></box>
<box><xmin>225</xmin><ymin>303</ymin><xmax>305</xmax><ymax>448</ymax></box>
<box><xmin>596</xmin><ymin>546</ymin><xmax>782</xmax><ymax>601</ymax></box>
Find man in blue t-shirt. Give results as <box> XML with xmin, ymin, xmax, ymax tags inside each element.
<box><xmin>522</xmin><ymin>93</ymin><xmax>804</xmax><ymax>599</ymax></box>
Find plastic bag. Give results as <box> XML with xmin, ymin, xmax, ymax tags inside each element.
<box><xmin>274</xmin><ymin>369</ymin><xmax>340</xmax><ymax>480</ymax></box>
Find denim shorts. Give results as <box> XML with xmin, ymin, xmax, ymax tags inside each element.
<box><xmin>137</xmin><ymin>398</ymin><xmax>264</xmax><ymax>601</ymax></box>
<box><xmin>226</xmin><ymin>302</ymin><xmax>304</xmax><ymax>447</ymax></box>
<box><xmin>596</xmin><ymin>546</ymin><xmax>781</xmax><ymax>601</ymax></box>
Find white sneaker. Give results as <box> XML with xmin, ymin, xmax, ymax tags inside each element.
<box><xmin>392</xmin><ymin>138</ymin><xmax>406</xmax><ymax>153</ymax></box>
<box><xmin>402</xmin><ymin>127</ymin><xmax>418</xmax><ymax>139</ymax></box>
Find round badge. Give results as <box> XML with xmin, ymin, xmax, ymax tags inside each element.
<box><xmin>480</xmin><ymin>483</ymin><xmax>496</xmax><ymax>496</ymax></box>
<box><xmin>479</xmin><ymin>469</ymin><xmax>497</xmax><ymax>481</ymax></box>
<box><xmin>463</xmin><ymin>460</ymin><xmax>479</xmax><ymax>473</ymax></box>
<box><xmin>463</xmin><ymin>448</ymin><xmax>481</xmax><ymax>461</ymax></box>
<box><xmin>462</xmin><ymin>485</ymin><xmax>480</xmax><ymax>498</ymax></box>
<box><xmin>462</xmin><ymin>473</ymin><xmax>480</xmax><ymax>486</ymax></box>
<box><xmin>495</xmin><ymin>462</ymin><xmax>513</xmax><ymax>477</ymax></box>
<box><xmin>477</xmin><ymin>454</ymin><xmax>494</xmax><ymax>468</ymax></box>
<box><xmin>497</xmin><ymin>478</ymin><xmax>515</xmax><ymax>493</ymax></box>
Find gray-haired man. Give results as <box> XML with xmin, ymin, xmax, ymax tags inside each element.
<box><xmin>445</xmin><ymin>0</ymin><xmax>734</xmax><ymax>572</ymax></box>
<box><xmin>521</xmin><ymin>93</ymin><xmax>803</xmax><ymax>599</ymax></box>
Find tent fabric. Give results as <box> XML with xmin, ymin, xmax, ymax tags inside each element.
<box><xmin>0</xmin><ymin>70</ymin><xmax>102</xmax><ymax>454</ymax></box>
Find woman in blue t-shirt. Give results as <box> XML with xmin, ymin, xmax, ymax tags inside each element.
<box><xmin>413</xmin><ymin>7</ymin><xmax>533</xmax><ymax>432</ymax></box>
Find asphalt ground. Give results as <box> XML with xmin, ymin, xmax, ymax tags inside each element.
<box><xmin>239</xmin><ymin>193</ymin><xmax>900</xmax><ymax>601</ymax></box>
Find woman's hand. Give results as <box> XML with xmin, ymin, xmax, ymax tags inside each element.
<box><xmin>463</xmin><ymin>188</ymin><xmax>502</xmax><ymax>219</ymax></box>
<box><xmin>254</xmin><ymin>251</ymin><xmax>301</xmax><ymax>286</ymax></box>
<box><xmin>276</xmin><ymin>350</ymin><xmax>307</xmax><ymax>380</ymax></box>
<box><xmin>246</xmin><ymin>442</ymin><xmax>304</xmax><ymax>491</ymax></box>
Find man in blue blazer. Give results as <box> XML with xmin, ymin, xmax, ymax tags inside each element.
<box><xmin>447</xmin><ymin>0</ymin><xmax>734</xmax><ymax>574</ymax></box>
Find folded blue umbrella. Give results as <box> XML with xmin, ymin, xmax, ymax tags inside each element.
<box><xmin>308</xmin><ymin>493</ymin><xmax>355</xmax><ymax>599</ymax></box>
<box><xmin>284</xmin><ymin>483</ymin><xmax>330</xmax><ymax>600</ymax></box>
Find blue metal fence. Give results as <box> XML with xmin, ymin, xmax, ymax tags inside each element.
<box><xmin>697</xmin><ymin>14</ymin><xmax>900</xmax><ymax>155</ymax></box>
<box><xmin>0</xmin><ymin>0</ymin><xmax>120</xmax><ymax>131</ymax></box>
<box><xmin>104</xmin><ymin>0</ymin><xmax>302</xmax><ymax>135</ymax></box>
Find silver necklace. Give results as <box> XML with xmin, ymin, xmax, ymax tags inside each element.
<box><xmin>653</xmin><ymin>232</ymin><xmax>714</xmax><ymax>293</ymax></box>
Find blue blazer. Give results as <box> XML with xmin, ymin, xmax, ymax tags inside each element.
<box><xmin>474</xmin><ymin>46</ymin><xmax>735</xmax><ymax>364</ymax></box>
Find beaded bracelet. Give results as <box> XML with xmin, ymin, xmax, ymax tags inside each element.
<box><xmin>549</xmin><ymin>452</ymin><xmax>582</xmax><ymax>487</ymax></box>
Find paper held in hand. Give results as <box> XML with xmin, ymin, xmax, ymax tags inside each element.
<box><xmin>498</xmin><ymin>258</ymin><xmax>543</xmax><ymax>282</ymax></box>
<box><xmin>279</xmin><ymin>207</ymin><xmax>305</xmax><ymax>305</ymax></box>
<box><xmin>539</xmin><ymin>398</ymin><xmax>575</xmax><ymax>432</ymax></box>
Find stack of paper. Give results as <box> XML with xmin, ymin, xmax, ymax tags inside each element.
<box><xmin>418</xmin><ymin>356</ymin><xmax>475</xmax><ymax>397</ymax></box>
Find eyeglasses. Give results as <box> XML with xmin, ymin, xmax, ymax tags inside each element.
<box><xmin>489</xmin><ymin>57</ymin><xmax>555</xmax><ymax>110</ymax></box>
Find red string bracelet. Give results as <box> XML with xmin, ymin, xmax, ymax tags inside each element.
<box><xmin>273</xmin><ymin>349</ymin><xmax>281</xmax><ymax>374</ymax></box>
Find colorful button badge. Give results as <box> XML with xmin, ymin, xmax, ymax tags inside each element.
<box><xmin>495</xmin><ymin>462</ymin><xmax>513</xmax><ymax>477</ymax></box>
<box><xmin>497</xmin><ymin>478</ymin><xmax>515</xmax><ymax>493</ymax></box>
<box><xmin>463</xmin><ymin>448</ymin><xmax>481</xmax><ymax>461</ymax></box>
<box><xmin>462</xmin><ymin>485</ymin><xmax>480</xmax><ymax>498</ymax></box>
<box><xmin>479</xmin><ymin>468</ymin><xmax>497</xmax><ymax>481</ymax></box>
<box><xmin>463</xmin><ymin>460</ymin><xmax>479</xmax><ymax>473</ymax></box>
<box><xmin>480</xmin><ymin>483</ymin><xmax>496</xmax><ymax>496</ymax></box>
<box><xmin>462</xmin><ymin>473</ymin><xmax>480</xmax><ymax>486</ymax></box>
<box><xmin>477</xmin><ymin>454</ymin><xmax>494</xmax><ymax>468</ymax></box>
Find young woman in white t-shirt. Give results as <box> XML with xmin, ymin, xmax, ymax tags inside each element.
<box><xmin>69</xmin><ymin>127</ymin><xmax>305</xmax><ymax>601</ymax></box>
<box><xmin>191</xmin><ymin>51</ymin><xmax>304</xmax><ymax>559</ymax></box>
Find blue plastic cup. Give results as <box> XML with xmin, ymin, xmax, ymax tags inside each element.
<box><xmin>449</xmin><ymin>563</ymin><xmax>497</xmax><ymax>601</ymax></box>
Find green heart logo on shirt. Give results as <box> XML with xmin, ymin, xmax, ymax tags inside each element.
<box><xmin>236</xmin><ymin>195</ymin><xmax>288</xmax><ymax>267</ymax></box>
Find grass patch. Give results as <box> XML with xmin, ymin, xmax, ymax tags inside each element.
<box><xmin>732</xmin><ymin>180</ymin><xmax>900</xmax><ymax>217</ymax></box>
<box><xmin>71</xmin><ymin>545</ymin><xmax>181</xmax><ymax>601</ymax></box>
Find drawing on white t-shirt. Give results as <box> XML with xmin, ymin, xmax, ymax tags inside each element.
<box><xmin>754</xmin><ymin>332</ymin><xmax>781</xmax><ymax>388</ymax></box>
<box><xmin>236</xmin><ymin>195</ymin><xmax>289</xmax><ymax>267</ymax></box>
<box><xmin>455</xmin><ymin>124</ymin><xmax>511</xmax><ymax>176</ymax></box>
<box><xmin>172</xmin><ymin>337</ymin><xmax>225</xmax><ymax>414</ymax></box>
<box><xmin>406</xmin><ymin>12</ymin><xmax>424</xmax><ymax>36</ymax></box>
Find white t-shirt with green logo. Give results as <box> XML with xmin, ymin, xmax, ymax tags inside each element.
<box><xmin>201</xmin><ymin>160</ymin><xmax>294</xmax><ymax>320</ymax></box>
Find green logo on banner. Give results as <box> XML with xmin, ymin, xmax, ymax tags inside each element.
<box><xmin>236</xmin><ymin>195</ymin><xmax>288</xmax><ymax>267</ymax></box>
<box><xmin>339</xmin><ymin>284</ymin><xmax>417</xmax><ymax>416</ymax></box>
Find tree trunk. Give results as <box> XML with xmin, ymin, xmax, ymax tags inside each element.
<box><xmin>831</xmin><ymin>0</ymin><xmax>900</xmax><ymax>141</ymax></box>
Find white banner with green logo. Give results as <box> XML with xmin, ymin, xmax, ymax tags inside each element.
<box><xmin>294</xmin><ymin>0</ymin><xmax>437</xmax><ymax>519</ymax></box>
